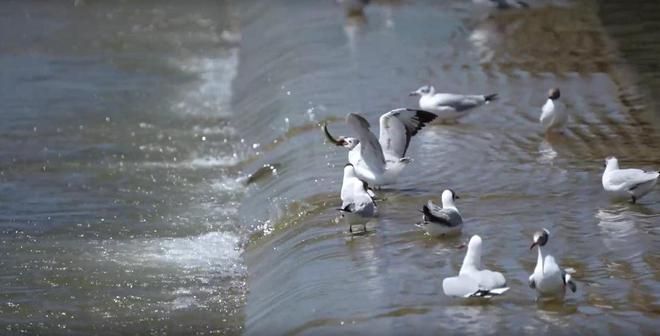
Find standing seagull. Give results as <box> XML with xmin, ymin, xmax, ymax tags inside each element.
<box><xmin>539</xmin><ymin>88</ymin><xmax>567</xmax><ymax>133</ymax></box>
<box><xmin>442</xmin><ymin>235</ymin><xmax>509</xmax><ymax>298</ymax></box>
<box><xmin>340</xmin><ymin>163</ymin><xmax>377</xmax><ymax>232</ymax></box>
<box><xmin>409</xmin><ymin>85</ymin><xmax>498</xmax><ymax>123</ymax></box>
<box><xmin>420</xmin><ymin>189</ymin><xmax>463</xmax><ymax>237</ymax></box>
<box><xmin>323</xmin><ymin>108</ymin><xmax>437</xmax><ymax>186</ymax></box>
<box><xmin>602</xmin><ymin>156</ymin><xmax>659</xmax><ymax>204</ymax></box>
<box><xmin>529</xmin><ymin>229</ymin><xmax>577</xmax><ymax>300</ymax></box>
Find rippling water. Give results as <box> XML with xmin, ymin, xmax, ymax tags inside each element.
<box><xmin>0</xmin><ymin>0</ymin><xmax>659</xmax><ymax>334</ymax></box>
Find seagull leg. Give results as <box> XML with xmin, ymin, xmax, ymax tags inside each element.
<box><xmin>631</xmin><ymin>195</ymin><xmax>637</xmax><ymax>204</ymax></box>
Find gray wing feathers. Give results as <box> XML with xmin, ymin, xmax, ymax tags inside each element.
<box><xmin>422</xmin><ymin>201</ymin><xmax>462</xmax><ymax>227</ymax></box>
<box><xmin>435</xmin><ymin>94</ymin><xmax>488</xmax><ymax>112</ymax></box>
<box><xmin>379</xmin><ymin>108</ymin><xmax>437</xmax><ymax>160</ymax></box>
<box><xmin>347</xmin><ymin>113</ymin><xmax>386</xmax><ymax>166</ymax></box>
<box><xmin>610</xmin><ymin>169</ymin><xmax>658</xmax><ymax>190</ymax></box>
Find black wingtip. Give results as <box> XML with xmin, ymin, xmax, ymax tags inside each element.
<box><xmin>406</xmin><ymin>108</ymin><xmax>437</xmax><ymax>123</ymax></box>
<box><xmin>421</xmin><ymin>204</ymin><xmax>432</xmax><ymax>217</ymax></box>
<box><xmin>484</xmin><ymin>93</ymin><xmax>498</xmax><ymax>102</ymax></box>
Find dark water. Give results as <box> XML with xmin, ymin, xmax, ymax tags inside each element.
<box><xmin>0</xmin><ymin>0</ymin><xmax>659</xmax><ymax>335</ymax></box>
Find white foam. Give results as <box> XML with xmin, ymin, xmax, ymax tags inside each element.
<box><xmin>171</xmin><ymin>49</ymin><xmax>239</xmax><ymax>117</ymax></box>
<box><xmin>108</xmin><ymin>231</ymin><xmax>244</xmax><ymax>278</ymax></box>
<box><xmin>211</xmin><ymin>177</ymin><xmax>246</xmax><ymax>193</ymax></box>
<box><xmin>189</xmin><ymin>155</ymin><xmax>240</xmax><ymax>168</ymax></box>
<box><xmin>140</xmin><ymin>154</ymin><xmax>240</xmax><ymax>169</ymax></box>
<box><xmin>192</xmin><ymin>125</ymin><xmax>237</xmax><ymax>136</ymax></box>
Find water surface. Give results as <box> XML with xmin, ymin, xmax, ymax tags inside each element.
<box><xmin>0</xmin><ymin>0</ymin><xmax>659</xmax><ymax>335</ymax></box>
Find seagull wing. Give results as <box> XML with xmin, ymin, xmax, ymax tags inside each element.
<box><xmin>474</xmin><ymin>269</ymin><xmax>507</xmax><ymax>290</ymax></box>
<box><xmin>608</xmin><ymin>169</ymin><xmax>659</xmax><ymax>191</ymax></box>
<box><xmin>378</xmin><ymin>108</ymin><xmax>437</xmax><ymax>160</ymax></box>
<box><xmin>347</xmin><ymin>113</ymin><xmax>385</xmax><ymax>169</ymax></box>
<box><xmin>432</xmin><ymin>93</ymin><xmax>491</xmax><ymax>112</ymax></box>
<box><xmin>442</xmin><ymin>275</ymin><xmax>479</xmax><ymax>297</ymax></box>
<box><xmin>422</xmin><ymin>201</ymin><xmax>461</xmax><ymax>227</ymax></box>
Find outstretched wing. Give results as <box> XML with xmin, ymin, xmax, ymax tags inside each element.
<box><xmin>379</xmin><ymin>108</ymin><xmax>437</xmax><ymax>160</ymax></box>
<box><xmin>347</xmin><ymin>113</ymin><xmax>385</xmax><ymax>170</ymax></box>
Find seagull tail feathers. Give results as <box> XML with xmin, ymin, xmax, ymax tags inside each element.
<box><xmin>466</xmin><ymin>287</ymin><xmax>509</xmax><ymax>298</ymax></box>
<box><xmin>421</xmin><ymin>204</ymin><xmax>432</xmax><ymax>218</ymax></box>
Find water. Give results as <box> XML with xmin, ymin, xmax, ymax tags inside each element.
<box><xmin>0</xmin><ymin>0</ymin><xmax>659</xmax><ymax>335</ymax></box>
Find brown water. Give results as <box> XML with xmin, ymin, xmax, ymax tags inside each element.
<box><xmin>0</xmin><ymin>0</ymin><xmax>659</xmax><ymax>334</ymax></box>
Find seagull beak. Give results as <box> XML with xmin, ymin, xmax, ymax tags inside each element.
<box><xmin>530</xmin><ymin>241</ymin><xmax>538</xmax><ymax>250</ymax></box>
<box><xmin>322</xmin><ymin>122</ymin><xmax>343</xmax><ymax>146</ymax></box>
<box><xmin>454</xmin><ymin>195</ymin><xmax>460</xmax><ymax>199</ymax></box>
<box><xmin>409</xmin><ymin>91</ymin><xmax>419</xmax><ymax>96</ymax></box>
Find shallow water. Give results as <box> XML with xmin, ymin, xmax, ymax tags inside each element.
<box><xmin>0</xmin><ymin>0</ymin><xmax>659</xmax><ymax>335</ymax></box>
<box><xmin>236</xmin><ymin>0</ymin><xmax>660</xmax><ymax>335</ymax></box>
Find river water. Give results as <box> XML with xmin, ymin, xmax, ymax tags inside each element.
<box><xmin>0</xmin><ymin>0</ymin><xmax>658</xmax><ymax>335</ymax></box>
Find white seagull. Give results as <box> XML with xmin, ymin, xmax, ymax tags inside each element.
<box><xmin>540</xmin><ymin>88</ymin><xmax>567</xmax><ymax>133</ymax></box>
<box><xmin>420</xmin><ymin>189</ymin><xmax>463</xmax><ymax>237</ymax></box>
<box><xmin>323</xmin><ymin>108</ymin><xmax>437</xmax><ymax>186</ymax></box>
<box><xmin>442</xmin><ymin>235</ymin><xmax>509</xmax><ymax>298</ymax></box>
<box><xmin>529</xmin><ymin>229</ymin><xmax>577</xmax><ymax>300</ymax></box>
<box><xmin>339</xmin><ymin>163</ymin><xmax>377</xmax><ymax>232</ymax></box>
<box><xmin>409</xmin><ymin>85</ymin><xmax>498</xmax><ymax>123</ymax></box>
<box><xmin>602</xmin><ymin>156</ymin><xmax>659</xmax><ymax>204</ymax></box>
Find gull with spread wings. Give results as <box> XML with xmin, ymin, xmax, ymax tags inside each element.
<box><xmin>323</xmin><ymin>108</ymin><xmax>437</xmax><ymax>187</ymax></box>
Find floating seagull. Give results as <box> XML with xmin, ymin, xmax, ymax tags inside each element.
<box><xmin>337</xmin><ymin>0</ymin><xmax>370</xmax><ymax>17</ymax></box>
<box><xmin>323</xmin><ymin>108</ymin><xmax>437</xmax><ymax>186</ymax></box>
<box><xmin>420</xmin><ymin>189</ymin><xmax>463</xmax><ymax>237</ymax></box>
<box><xmin>540</xmin><ymin>88</ymin><xmax>567</xmax><ymax>133</ymax></box>
<box><xmin>340</xmin><ymin>163</ymin><xmax>377</xmax><ymax>232</ymax></box>
<box><xmin>442</xmin><ymin>235</ymin><xmax>509</xmax><ymax>298</ymax></box>
<box><xmin>529</xmin><ymin>229</ymin><xmax>577</xmax><ymax>300</ymax></box>
<box><xmin>409</xmin><ymin>85</ymin><xmax>498</xmax><ymax>122</ymax></box>
<box><xmin>602</xmin><ymin>156</ymin><xmax>659</xmax><ymax>203</ymax></box>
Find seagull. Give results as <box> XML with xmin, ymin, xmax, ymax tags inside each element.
<box><xmin>409</xmin><ymin>85</ymin><xmax>498</xmax><ymax>122</ymax></box>
<box><xmin>337</xmin><ymin>0</ymin><xmax>370</xmax><ymax>17</ymax></box>
<box><xmin>323</xmin><ymin>108</ymin><xmax>437</xmax><ymax>186</ymax></box>
<box><xmin>540</xmin><ymin>88</ymin><xmax>567</xmax><ymax>133</ymax></box>
<box><xmin>420</xmin><ymin>189</ymin><xmax>463</xmax><ymax>237</ymax></box>
<box><xmin>442</xmin><ymin>235</ymin><xmax>509</xmax><ymax>298</ymax></box>
<box><xmin>602</xmin><ymin>156</ymin><xmax>659</xmax><ymax>204</ymax></box>
<box><xmin>529</xmin><ymin>229</ymin><xmax>577</xmax><ymax>300</ymax></box>
<box><xmin>340</xmin><ymin>163</ymin><xmax>377</xmax><ymax>232</ymax></box>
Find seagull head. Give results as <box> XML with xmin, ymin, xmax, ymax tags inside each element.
<box><xmin>340</xmin><ymin>137</ymin><xmax>360</xmax><ymax>150</ymax></box>
<box><xmin>410</xmin><ymin>85</ymin><xmax>435</xmax><ymax>97</ymax></box>
<box><xmin>547</xmin><ymin>88</ymin><xmax>560</xmax><ymax>100</ymax></box>
<box><xmin>530</xmin><ymin>228</ymin><xmax>550</xmax><ymax>250</ymax></box>
<box><xmin>604</xmin><ymin>156</ymin><xmax>618</xmax><ymax>169</ymax></box>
